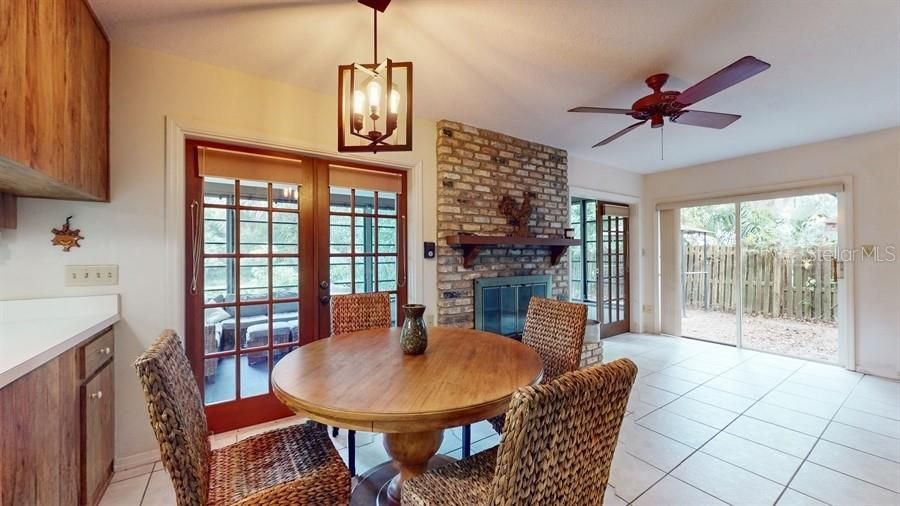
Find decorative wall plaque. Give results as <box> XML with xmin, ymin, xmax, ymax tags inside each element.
<box><xmin>51</xmin><ymin>216</ymin><xmax>84</xmax><ymax>252</ymax></box>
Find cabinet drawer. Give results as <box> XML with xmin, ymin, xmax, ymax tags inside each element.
<box><xmin>82</xmin><ymin>361</ymin><xmax>114</xmax><ymax>506</ymax></box>
<box><xmin>80</xmin><ymin>329</ymin><xmax>114</xmax><ymax>380</ymax></box>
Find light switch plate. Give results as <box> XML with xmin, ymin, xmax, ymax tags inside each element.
<box><xmin>65</xmin><ymin>265</ymin><xmax>119</xmax><ymax>286</ymax></box>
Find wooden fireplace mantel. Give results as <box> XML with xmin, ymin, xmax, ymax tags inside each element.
<box><xmin>445</xmin><ymin>234</ymin><xmax>581</xmax><ymax>268</ymax></box>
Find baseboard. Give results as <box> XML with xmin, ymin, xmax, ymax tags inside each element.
<box><xmin>855</xmin><ymin>364</ymin><xmax>900</xmax><ymax>381</ymax></box>
<box><xmin>115</xmin><ymin>448</ymin><xmax>161</xmax><ymax>472</ymax></box>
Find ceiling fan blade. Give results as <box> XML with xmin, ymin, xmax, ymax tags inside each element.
<box><xmin>671</xmin><ymin>110</ymin><xmax>741</xmax><ymax>129</ymax></box>
<box><xmin>569</xmin><ymin>107</ymin><xmax>636</xmax><ymax>115</ymax></box>
<box><xmin>592</xmin><ymin>121</ymin><xmax>647</xmax><ymax>147</ymax></box>
<box><xmin>358</xmin><ymin>0</ymin><xmax>391</xmax><ymax>12</ymax></box>
<box><xmin>675</xmin><ymin>56</ymin><xmax>771</xmax><ymax>107</ymax></box>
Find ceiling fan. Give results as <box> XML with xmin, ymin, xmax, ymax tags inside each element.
<box><xmin>570</xmin><ymin>56</ymin><xmax>771</xmax><ymax>147</ymax></box>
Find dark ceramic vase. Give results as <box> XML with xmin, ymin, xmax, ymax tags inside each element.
<box><xmin>400</xmin><ymin>304</ymin><xmax>428</xmax><ymax>355</ymax></box>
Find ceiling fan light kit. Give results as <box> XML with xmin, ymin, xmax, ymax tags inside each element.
<box><xmin>338</xmin><ymin>0</ymin><xmax>413</xmax><ymax>153</ymax></box>
<box><xmin>570</xmin><ymin>55</ymin><xmax>771</xmax><ymax>147</ymax></box>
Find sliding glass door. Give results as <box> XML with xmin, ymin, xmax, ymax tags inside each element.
<box><xmin>680</xmin><ymin>204</ymin><xmax>738</xmax><ymax>345</ymax></box>
<box><xmin>675</xmin><ymin>192</ymin><xmax>841</xmax><ymax>363</ymax></box>
<box><xmin>740</xmin><ymin>194</ymin><xmax>838</xmax><ymax>362</ymax></box>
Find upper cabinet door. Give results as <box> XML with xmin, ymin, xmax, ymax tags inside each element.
<box><xmin>0</xmin><ymin>0</ymin><xmax>109</xmax><ymax>202</ymax></box>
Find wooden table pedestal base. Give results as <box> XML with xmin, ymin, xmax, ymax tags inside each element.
<box><xmin>350</xmin><ymin>430</ymin><xmax>453</xmax><ymax>506</ymax></box>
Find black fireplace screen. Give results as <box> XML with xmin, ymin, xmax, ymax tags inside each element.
<box><xmin>474</xmin><ymin>275</ymin><xmax>552</xmax><ymax>338</ymax></box>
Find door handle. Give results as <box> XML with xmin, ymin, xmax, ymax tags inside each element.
<box><xmin>320</xmin><ymin>295</ymin><xmax>330</xmax><ymax>305</ymax></box>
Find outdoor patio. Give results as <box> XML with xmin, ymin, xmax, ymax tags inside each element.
<box><xmin>681</xmin><ymin>308</ymin><xmax>838</xmax><ymax>363</ymax></box>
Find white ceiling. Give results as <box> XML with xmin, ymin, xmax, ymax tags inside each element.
<box><xmin>90</xmin><ymin>0</ymin><xmax>900</xmax><ymax>173</ymax></box>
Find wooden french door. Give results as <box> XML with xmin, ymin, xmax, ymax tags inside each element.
<box><xmin>185</xmin><ymin>140</ymin><xmax>407</xmax><ymax>432</ymax></box>
<box><xmin>597</xmin><ymin>204</ymin><xmax>630</xmax><ymax>337</ymax></box>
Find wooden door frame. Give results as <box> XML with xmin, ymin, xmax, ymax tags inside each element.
<box><xmin>597</xmin><ymin>202</ymin><xmax>630</xmax><ymax>338</ymax></box>
<box><xmin>184</xmin><ymin>139</ymin><xmax>316</xmax><ymax>430</ymax></box>
<box><xmin>314</xmin><ymin>159</ymin><xmax>410</xmax><ymax>338</ymax></box>
<box><xmin>184</xmin><ymin>139</ymin><xmax>413</xmax><ymax>431</ymax></box>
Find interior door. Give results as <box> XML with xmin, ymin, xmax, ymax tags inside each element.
<box><xmin>185</xmin><ymin>141</ymin><xmax>318</xmax><ymax>432</ymax></box>
<box><xmin>185</xmin><ymin>142</ymin><xmax>410</xmax><ymax>432</ymax></box>
<box><xmin>319</xmin><ymin>163</ymin><xmax>408</xmax><ymax>335</ymax></box>
<box><xmin>597</xmin><ymin>204</ymin><xmax>630</xmax><ymax>337</ymax></box>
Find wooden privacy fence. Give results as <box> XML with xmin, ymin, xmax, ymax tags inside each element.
<box><xmin>682</xmin><ymin>245</ymin><xmax>838</xmax><ymax>322</ymax></box>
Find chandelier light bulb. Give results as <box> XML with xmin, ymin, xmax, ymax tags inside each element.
<box><xmin>352</xmin><ymin>90</ymin><xmax>366</xmax><ymax>115</ymax></box>
<box><xmin>389</xmin><ymin>87</ymin><xmax>401</xmax><ymax>114</ymax></box>
<box><xmin>366</xmin><ymin>79</ymin><xmax>382</xmax><ymax>116</ymax></box>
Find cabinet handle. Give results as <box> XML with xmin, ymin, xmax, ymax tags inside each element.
<box><xmin>90</xmin><ymin>391</ymin><xmax>103</xmax><ymax>400</ymax></box>
<box><xmin>98</xmin><ymin>347</ymin><xmax>111</xmax><ymax>355</ymax></box>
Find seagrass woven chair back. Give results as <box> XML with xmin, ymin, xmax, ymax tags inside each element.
<box><xmin>521</xmin><ymin>297</ymin><xmax>588</xmax><ymax>381</ymax></box>
<box><xmin>330</xmin><ymin>292</ymin><xmax>392</xmax><ymax>335</ymax></box>
<box><xmin>489</xmin><ymin>358</ymin><xmax>638</xmax><ymax>505</ymax></box>
<box><xmin>135</xmin><ymin>330</ymin><xmax>211</xmax><ymax>506</ymax></box>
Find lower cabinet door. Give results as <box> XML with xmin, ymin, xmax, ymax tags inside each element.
<box><xmin>82</xmin><ymin>361</ymin><xmax>114</xmax><ymax>505</ymax></box>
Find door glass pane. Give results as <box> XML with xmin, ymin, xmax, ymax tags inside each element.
<box><xmin>355</xmin><ymin>216</ymin><xmax>375</xmax><ymax>254</ymax></box>
<box><xmin>378</xmin><ymin>218</ymin><xmax>397</xmax><ymax>253</ymax></box>
<box><xmin>272</xmin><ymin>258</ymin><xmax>298</xmax><ymax>298</ymax></box>
<box><xmin>272</xmin><ymin>302</ymin><xmax>300</xmax><ymax>345</ymax></box>
<box><xmin>272</xmin><ymin>183</ymin><xmax>298</xmax><ymax>209</ymax></box>
<box><xmin>355</xmin><ymin>256</ymin><xmax>371</xmax><ymax>293</ymax></box>
<box><xmin>272</xmin><ymin>212</ymin><xmax>298</xmax><ymax>254</ymax></box>
<box><xmin>243</xmin><ymin>317</ymin><xmax>270</xmax><ymax>349</ymax></box>
<box><xmin>330</xmin><ymin>187</ymin><xmax>352</xmax><ymax>212</ymax></box>
<box><xmin>681</xmin><ymin>203</ymin><xmax>738</xmax><ymax>345</ymax></box>
<box><xmin>740</xmin><ymin>194</ymin><xmax>838</xmax><ymax>362</ymax></box>
<box><xmin>204</xmin><ymin>357</ymin><xmax>236</xmax><ymax>405</ymax></box>
<box><xmin>378</xmin><ymin>257</ymin><xmax>397</xmax><ymax>292</ymax></box>
<box><xmin>240</xmin><ymin>351</ymin><xmax>269</xmax><ymax>398</ymax></box>
<box><xmin>204</xmin><ymin>306</ymin><xmax>235</xmax><ymax>354</ymax></box>
<box><xmin>377</xmin><ymin>192</ymin><xmax>397</xmax><ymax>215</ymax></box>
<box><xmin>204</xmin><ymin>208</ymin><xmax>233</xmax><ymax>254</ymax></box>
<box><xmin>240</xmin><ymin>210</ymin><xmax>269</xmax><ymax>254</ymax></box>
<box><xmin>239</xmin><ymin>258</ymin><xmax>268</xmax><ymax>298</ymax></box>
<box><xmin>330</xmin><ymin>215</ymin><xmax>351</xmax><ymax>253</ymax></box>
<box><xmin>239</xmin><ymin>180</ymin><xmax>268</xmax><ymax>208</ymax></box>
<box><xmin>355</xmin><ymin>189</ymin><xmax>376</xmax><ymax>214</ymax></box>
<box><xmin>204</xmin><ymin>177</ymin><xmax>235</xmax><ymax>205</ymax></box>
<box><xmin>204</xmin><ymin>258</ymin><xmax>231</xmax><ymax>300</ymax></box>
<box><xmin>330</xmin><ymin>257</ymin><xmax>352</xmax><ymax>295</ymax></box>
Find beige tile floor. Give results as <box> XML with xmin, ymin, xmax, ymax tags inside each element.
<box><xmin>101</xmin><ymin>333</ymin><xmax>900</xmax><ymax>505</ymax></box>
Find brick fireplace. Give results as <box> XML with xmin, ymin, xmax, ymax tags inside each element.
<box><xmin>435</xmin><ymin>120</ymin><xmax>570</xmax><ymax>327</ymax></box>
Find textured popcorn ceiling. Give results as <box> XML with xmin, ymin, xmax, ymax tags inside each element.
<box><xmin>89</xmin><ymin>0</ymin><xmax>900</xmax><ymax>173</ymax></box>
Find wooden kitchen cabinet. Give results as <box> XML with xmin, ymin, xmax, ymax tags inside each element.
<box><xmin>0</xmin><ymin>327</ymin><xmax>115</xmax><ymax>506</ymax></box>
<box><xmin>0</xmin><ymin>0</ymin><xmax>110</xmax><ymax>228</ymax></box>
<box><xmin>82</xmin><ymin>362</ymin><xmax>114</xmax><ymax>505</ymax></box>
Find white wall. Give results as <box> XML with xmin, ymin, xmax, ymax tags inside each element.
<box><xmin>567</xmin><ymin>157</ymin><xmax>645</xmax><ymax>332</ymax></box>
<box><xmin>641</xmin><ymin>127</ymin><xmax>900</xmax><ymax>378</ymax></box>
<box><xmin>0</xmin><ymin>44</ymin><xmax>639</xmax><ymax>463</ymax></box>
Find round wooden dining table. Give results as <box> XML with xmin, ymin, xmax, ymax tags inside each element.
<box><xmin>271</xmin><ymin>326</ymin><xmax>544</xmax><ymax>506</ymax></box>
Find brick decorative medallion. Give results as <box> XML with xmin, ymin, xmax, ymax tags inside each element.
<box><xmin>436</xmin><ymin>120</ymin><xmax>570</xmax><ymax>327</ymax></box>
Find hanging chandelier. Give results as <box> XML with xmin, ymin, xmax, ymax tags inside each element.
<box><xmin>338</xmin><ymin>0</ymin><xmax>413</xmax><ymax>153</ymax></box>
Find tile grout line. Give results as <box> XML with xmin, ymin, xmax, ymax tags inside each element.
<box><xmin>626</xmin><ymin>351</ymin><xmax>792</xmax><ymax>504</ymax></box>
<box><xmin>773</xmin><ymin>371</ymin><xmax>865</xmax><ymax>505</ymax></box>
<box><xmin>628</xmin><ymin>350</ymin><xmax>827</xmax><ymax>505</ymax></box>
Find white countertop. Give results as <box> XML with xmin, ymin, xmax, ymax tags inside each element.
<box><xmin>0</xmin><ymin>295</ymin><xmax>120</xmax><ymax>389</ymax></box>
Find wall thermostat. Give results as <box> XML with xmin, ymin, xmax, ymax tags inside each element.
<box><xmin>424</xmin><ymin>242</ymin><xmax>436</xmax><ymax>259</ymax></box>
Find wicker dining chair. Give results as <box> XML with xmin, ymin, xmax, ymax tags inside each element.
<box><xmin>329</xmin><ymin>292</ymin><xmax>393</xmax><ymax>476</ymax></box>
<box><xmin>462</xmin><ymin>297</ymin><xmax>587</xmax><ymax>454</ymax></box>
<box><xmin>403</xmin><ymin>358</ymin><xmax>638</xmax><ymax>506</ymax></box>
<box><xmin>134</xmin><ymin>330</ymin><xmax>350</xmax><ymax>506</ymax></box>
